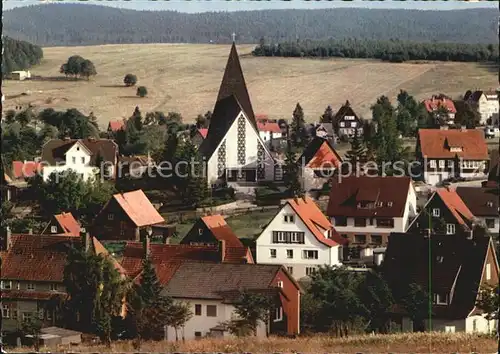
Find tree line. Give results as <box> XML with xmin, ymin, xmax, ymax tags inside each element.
<box><xmin>253</xmin><ymin>38</ymin><xmax>498</xmax><ymax>63</ymax></box>
<box><xmin>2</xmin><ymin>36</ymin><xmax>43</xmax><ymax>77</ymax></box>
<box><xmin>4</xmin><ymin>4</ymin><xmax>497</xmax><ymax>46</ymax></box>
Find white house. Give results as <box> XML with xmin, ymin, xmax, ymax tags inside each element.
<box><xmin>199</xmin><ymin>42</ymin><xmax>277</xmax><ymax>190</ymax></box>
<box><xmin>465</xmin><ymin>90</ymin><xmax>499</xmax><ymax>126</ymax></box>
<box><xmin>416</xmin><ymin>128</ymin><xmax>489</xmax><ymax>186</ymax></box>
<box><xmin>257</xmin><ymin>120</ymin><xmax>282</xmax><ymax>142</ymax></box>
<box><xmin>326</xmin><ymin>176</ymin><xmax>417</xmax><ymax>264</ymax></box>
<box><xmin>256</xmin><ymin>196</ymin><xmax>346</xmax><ymax>280</ymax></box>
<box><xmin>10</xmin><ymin>70</ymin><xmax>31</xmax><ymax>81</ymax></box>
<box><xmin>41</xmin><ymin>138</ymin><xmax>118</xmax><ymax>182</ymax></box>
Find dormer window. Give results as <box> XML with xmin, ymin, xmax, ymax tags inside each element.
<box><xmin>376</xmin><ymin>201</ymin><xmax>383</xmax><ymax>207</ymax></box>
<box><xmin>449</xmin><ymin>146</ymin><xmax>463</xmax><ymax>152</ymax></box>
<box><xmin>487</xmin><ymin>201</ymin><xmax>493</xmax><ymax>207</ymax></box>
<box><xmin>433</xmin><ymin>293</ymin><xmax>449</xmax><ymax>305</ymax></box>
<box><xmin>51</xmin><ymin>226</ymin><xmax>58</xmax><ymax>233</ymax></box>
<box><xmin>108</xmin><ymin>213</ymin><xmax>114</xmax><ymax>221</ymax></box>
<box><xmin>387</xmin><ymin>201</ymin><xmax>393</xmax><ymax>207</ymax></box>
<box><xmin>436</xmin><ymin>255</ymin><xmax>444</xmax><ymax>263</ymax></box>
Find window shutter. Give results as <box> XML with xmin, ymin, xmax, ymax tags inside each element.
<box><xmin>272</xmin><ymin>231</ymin><xmax>278</xmax><ymax>243</ymax></box>
<box><xmin>300</xmin><ymin>233</ymin><xmax>305</xmax><ymax>244</ymax></box>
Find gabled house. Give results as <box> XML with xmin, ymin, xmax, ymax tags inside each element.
<box><xmin>199</xmin><ymin>42</ymin><xmax>276</xmax><ymax>188</ymax></box>
<box><xmin>0</xmin><ymin>231</ymin><xmax>125</xmax><ymax>334</ymax></box>
<box><xmin>162</xmin><ymin>262</ymin><xmax>301</xmax><ymax>340</ymax></box>
<box><xmin>407</xmin><ymin>188</ymin><xmax>476</xmax><ymax>238</ymax></box>
<box><xmin>180</xmin><ymin>215</ymin><xmax>254</xmax><ymax>263</ymax></box>
<box><xmin>455</xmin><ymin>187</ymin><xmax>499</xmax><ymax>235</ymax></box>
<box><xmin>464</xmin><ymin>90</ymin><xmax>499</xmax><ymax>126</ymax></box>
<box><xmin>383</xmin><ymin>232</ymin><xmax>499</xmax><ymax>333</ymax></box>
<box><xmin>314</xmin><ymin>123</ymin><xmax>335</xmax><ymax>141</ymax></box>
<box><xmin>257</xmin><ymin>121</ymin><xmax>282</xmax><ymax>142</ymax></box>
<box><xmin>42</xmin><ymin>212</ymin><xmax>81</xmax><ymax>236</ymax></box>
<box><xmin>92</xmin><ymin>189</ymin><xmax>166</xmax><ymax>241</ymax></box>
<box><xmin>334</xmin><ymin>100</ymin><xmax>363</xmax><ymax>138</ymax></box>
<box><xmin>326</xmin><ymin>176</ymin><xmax>417</xmax><ymax>263</ymax></box>
<box><xmin>423</xmin><ymin>95</ymin><xmax>457</xmax><ymax>125</ymax></box>
<box><xmin>297</xmin><ymin>137</ymin><xmax>342</xmax><ymax>192</ymax></box>
<box><xmin>41</xmin><ymin>138</ymin><xmax>118</xmax><ymax>182</ymax></box>
<box><xmin>256</xmin><ymin>197</ymin><xmax>346</xmax><ymax>280</ymax></box>
<box><xmin>416</xmin><ymin>128</ymin><xmax>489</xmax><ymax>186</ymax></box>
<box><xmin>4</xmin><ymin>161</ymin><xmax>43</xmax><ymax>201</ymax></box>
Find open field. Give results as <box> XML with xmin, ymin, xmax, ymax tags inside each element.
<box><xmin>8</xmin><ymin>332</ymin><xmax>499</xmax><ymax>353</ymax></box>
<box><xmin>2</xmin><ymin>44</ymin><xmax>497</xmax><ymax>129</ymax></box>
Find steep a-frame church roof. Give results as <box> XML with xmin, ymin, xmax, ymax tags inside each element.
<box><xmin>200</xmin><ymin>42</ymin><xmax>257</xmax><ymax>158</ymax></box>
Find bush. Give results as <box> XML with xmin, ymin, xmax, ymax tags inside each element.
<box><xmin>136</xmin><ymin>86</ymin><xmax>148</xmax><ymax>97</ymax></box>
<box><xmin>255</xmin><ymin>186</ymin><xmax>288</xmax><ymax>206</ymax></box>
<box><xmin>124</xmin><ymin>73</ymin><xmax>137</xmax><ymax>87</ymax></box>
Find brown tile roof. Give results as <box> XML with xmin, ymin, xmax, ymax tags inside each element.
<box><xmin>12</xmin><ymin>161</ymin><xmax>43</xmax><ymax>180</ymax></box>
<box><xmin>383</xmin><ymin>232</ymin><xmax>494</xmax><ymax>319</ymax></box>
<box><xmin>201</xmin><ymin>215</ymin><xmax>243</xmax><ymax>248</ymax></box>
<box><xmin>41</xmin><ymin>138</ymin><xmax>118</xmax><ymax>166</ymax></box>
<box><xmin>435</xmin><ymin>188</ymin><xmax>475</xmax><ymax>226</ymax></box>
<box><xmin>299</xmin><ymin>137</ymin><xmax>342</xmax><ymax>169</ymax></box>
<box><xmin>455</xmin><ymin>187</ymin><xmax>499</xmax><ymax>217</ymax></box>
<box><xmin>334</xmin><ymin>100</ymin><xmax>361</xmax><ymax>122</ymax></box>
<box><xmin>1</xmin><ymin>234</ymin><xmax>123</xmax><ymax>282</ymax></box>
<box><xmin>423</xmin><ymin>97</ymin><xmax>457</xmax><ymax>113</ymax></box>
<box><xmin>417</xmin><ymin>129</ymin><xmax>489</xmax><ymax>160</ymax></box>
<box><xmin>53</xmin><ymin>212</ymin><xmax>81</xmax><ymax>236</ymax></box>
<box><xmin>286</xmin><ymin>197</ymin><xmax>346</xmax><ymax>247</ymax></box>
<box><xmin>111</xmin><ymin>190</ymin><xmax>164</xmax><ymax>227</ymax></box>
<box><xmin>327</xmin><ymin>176</ymin><xmax>412</xmax><ymax>218</ymax></box>
<box><xmin>1</xmin><ymin>290</ymin><xmax>67</xmax><ymax>301</ymax></box>
<box><xmin>163</xmin><ymin>262</ymin><xmax>285</xmax><ymax>300</ymax></box>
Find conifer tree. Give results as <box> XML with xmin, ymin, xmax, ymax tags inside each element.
<box><xmin>344</xmin><ymin>129</ymin><xmax>367</xmax><ymax>173</ymax></box>
<box><xmin>132</xmin><ymin>106</ymin><xmax>143</xmax><ymax>131</ymax></box>
<box><xmin>320</xmin><ymin>105</ymin><xmax>334</xmax><ymax>123</ymax></box>
<box><xmin>283</xmin><ymin>144</ymin><xmax>305</xmax><ymax>198</ymax></box>
<box><xmin>290</xmin><ymin>103</ymin><xmax>306</xmax><ymax>147</ymax></box>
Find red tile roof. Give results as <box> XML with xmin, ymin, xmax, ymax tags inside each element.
<box><xmin>417</xmin><ymin>129</ymin><xmax>488</xmax><ymax>160</ymax></box>
<box><xmin>423</xmin><ymin>97</ymin><xmax>457</xmax><ymax>113</ymax></box>
<box><xmin>53</xmin><ymin>212</ymin><xmax>81</xmax><ymax>236</ymax></box>
<box><xmin>306</xmin><ymin>140</ymin><xmax>342</xmax><ymax>169</ymax></box>
<box><xmin>286</xmin><ymin>197</ymin><xmax>346</xmax><ymax>247</ymax></box>
<box><xmin>257</xmin><ymin>121</ymin><xmax>281</xmax><ymax>133</ymax></box>
<box><xmin>201</xmin><ymin>215</ymin><xmax>243</xmax><ymax>248</ymax></box>
<box><xmin>1</xmin><ymin>234</ymin><xmax>124</xmax><ymax>282</ymax></box>
<box><xmin>198</xmin><ymin>128</ymin><xmax>208</xmax><ymax>139</ymax></box>
<box><xmin>12</xmin><ymin>161</ymin><xmax>43</xmax><ymax>179</ymax></box>
<box><xmin>111</xmin><ymin>190</ymin><xmax>164</xmax><ymax>227</ymax></box>
<box><xmin>327</xmin><ymin>176</ymin><xmax>412</xmax><ymax>218</ymax></box>
<box><xmin>435</xmin><ymin>188</ymin><xmax>475</xmax><ymax>226</ymax></box>
<box><xmin>108</xmin><ymin>120</ymin><xmax>125</xmax><ymax>132</ymax></box>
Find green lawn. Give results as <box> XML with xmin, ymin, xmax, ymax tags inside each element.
<box><xmin>225</xmin><ymin>208</ymin><xmax>279</xmax><ymax>239</ymax></box>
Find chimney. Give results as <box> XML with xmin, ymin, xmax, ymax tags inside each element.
<box><xmin>218</xmin><ymin>239</ymin><xmax>226</xmax><ymax>262</ymax></box>
<box><xmin>143</xmin><ymin>235</ymin><xmax>151</xmax><ymax>259</ymax></box>
<box><xmin>80</xmin><ymin>228</ymin><xmax>91</xmax><ymax>252</ymax></box>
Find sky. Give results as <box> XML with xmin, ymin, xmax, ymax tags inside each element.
<box><xmin>3</xmin><ymin>0</ymin><xmax>499</xmax><ymax>12</ymax></box>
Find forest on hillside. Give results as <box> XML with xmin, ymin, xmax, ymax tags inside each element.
<box><xmin>2</xmin><ymin>36</ymin><xmax>44</xmax><ymax>76</ymax></box>
<box><xmin>252</xmin><ymin>39</ymin><xmax>499</xmax><ymax>63</ymax></box>
<box><xmin>3</xmin><ymin>4</ymin><xmax>498</xmax><ymax>46</ymax></box>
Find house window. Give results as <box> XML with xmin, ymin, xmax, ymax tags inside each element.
<box><xmin>306</xmin><ymin>267</ymin><xmax>317</xmax><ymax>276</ymax></box>
<box><xmin>274</xmin><ymin>307</ymin><xmax>283</xmax><ymax>322</ymax></box>
<box><xmin>485</xmin><ymin>218</ymin><xmax>495</xmax><ymax>228</ymax></box>
<box><xmin>447</xmin><ymin>160</ymin><xmax>454</xmax><ymax>168</ymax></box>
<box><xmin>387</xmin><ymin>202</ymin><xmax>393</xmax><ymax>207</ymax></box>
<box><xmin>354</xmin><ymin>218</ymin><xmax>366</xmax><ymax>227</ymax></box>
<box><xmin>50</xmin><ymin>226</ymin><xmax>58</xmax><ymax>233</ymax></box>
<box><xmin>12</xmin><ymin>309</ymin><xmax>18</xmax><ymax>320</ymax></box>
<box><xmin>434</xmin><ymin>293</ymin><xmax>448</xmax><ymax>305</ymax></box>
<box><xmin>286</xmin><ymin>266</ymin><xmax>293</xmax><ymax>275</ymax></box>
<box><xmin>284</xmin><ymin>215</ymin><xmax>295</xmax><ymax>223</ymax></box>
<box><xmin>446</xmin><ymin>224</ymin><xmax>455</xmax><ymax>235</ymax></box>
<box><xmin>1</xmin><ymin>305</ymin><xmax>9</xmax><ymax>319</ymax></box>
<box><xmin>354</xmin><ymin>234</ymin><xmax>366</xmax><ymax>244</ymax></box>
<box><xmin>270</xmin><ymin>249</ymin><xmax>277</xmax><ymax>258</ymax></box>
<box><xmin>198</xmin><ymin>228</ymin><xmax>203</xmax><ymax>235</ymax></box>
<box><xmin>445</xmin><ymin>326</ymin><xmax>455</xmax><ymax>333</ymax></box>
<box><xmin>291</xmin><ymin>233</ymin><xmax>299</xmax><ymax>243</ymax></box>
<box><xmin>108</xmin><ymin>213</ymin><xmax>114</xmax><ymax>221</ymax></box>
<box><xmin>334</xmin><ymin>216</ymin><xmax>347</xmax><ymax>226</ymax></box>
<box><xmin>436</xmin><ymin>255</ymin><xmax>444</xmax><ymax>263</ymax></box>
<box><xmin>206</xmin><ymin>305</ymin><xmax>217</xmax><ymax>317</ymax></box>
<box><xmin>72</xmin><ymin>157</ymin><xmax>76</xmax><ymax>164</ymax></box>
<box><xmin>486</xmin><ymin>263</ymin><xmax>491</xmax><ymax>280</ymax></box>
<box><xmin>50</xmin><ymin>284</ymin><xmax>58</xmax><ymax>291</ymax></box>
<box><xmin>371</xmin><ymin>235</ymin><xmax>382</xmax><ymax>245</ymax></box>
<box><xmin>376</xmin><ymin>201</ymin><xmax>383</xmax><ymax>207</ymax></box>
<box><xmin>302</xmin><ymin>250</ymin><xmax>318</xmax><ymax>259</ymax></box>
<box><xmin>486</xmin><ymin>201</ymin><xmax>493</xmax><ymax>208</ymax></box>
<box><xmin>377</xmin><ymin>218</ymin><xmax>394</xmax><ymax>228</ymax></box>
<box><xmin>81</xmin><ymin>157</ymin><xmax>85</xmax><ymax>164</ymax></box>
<box><xmin>430</xmin><ymin>160</ymin><xmax>436</xmax><ymax>168</ymax></box>
<box><xmin>194</xmin><ymin>331</ymin><xmax>202</xmax><ymax>339</ymax></box>
<box><xmin>472</xmin><ymin>319</ymin><xmax>477</xmax><ymax>332</ymax></box>
<box><xmin>432</xmin><ymin>208</ymin><xmax>440</xmax><ymax>217</ymax></box>
<box><xmin>340</xmin><ymin>122</ymin><xmax>345</xmax><ymax>127</ymax></box>
<box><xmin>27</xmin><ymin>283</ymin><xmax>35</xmax><ymax>291</ymax></box>
<box><xmin>195</xmin><ymin>304</ymin><xmax>202</xmax><ymax>316</ymax></box>
<box><xmin>1</xmin><ymin>281</ymin><xmax>12</xmax><ymax>290</ymax></box>
<box><xmin>272</xmin><ymin>231</ymin><xmax>305</xmax><ymax>244</ymax></box>
<box><xmin>278</xmin><ymin>232</ymin><xmax>286</xmax><ymax>242</ymax></box>
<box><xmin>286</xmin><ymin>249</ymin><xmax>293</xmax><ymax>259</ymax></box>
<box><xmin>277</xmin><ymin>281</ymin><xmax>283</xmax><ymax>288</ymax></box>
<box><xmin>46</xmin><ymin>310</ymin><xmax>52</xmax><ymax>321</ymax></box>
<box><xmin>438</xmin><ymin>160</ymin><xmax>445</xmax><ymax>168</ymax></box>
<box><xmin>22</xmin><ymin>312</ymin><xmax>32</xmax><ymax>321</ymax></box>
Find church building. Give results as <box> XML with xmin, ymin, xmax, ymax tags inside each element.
<box><xmin>199</xmin><ymin>41</ymin><xmax>277</xmax><ymax>189</ymax></box>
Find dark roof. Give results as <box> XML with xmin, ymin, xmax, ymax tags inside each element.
<box><xmin>455</xmin><ymin>187</ymin><xmax>499</xmax><ymax>217</ymax></box>
<box><xmin>326</xmin><ymin>176</ymin><xmax>412</xmax><ymax>218</ymax></box>
<box><xmin>216</xmin><ymin>42</ymin><xmax>256</xmax><ymax>127</ymax></box>
<box><xmin>465</xmin><ymin>90</ymin><xmax>498</xmax><ymax>102</ymax></box>
<box><xmin>199</xmin><ymin>95</ymin><xmax>244</xmax><ymax>158</ymax></box>
<box><xmin>334</xmin><ymin>100</ymin><xmax>360</xmax><ymax>122</ymax></box>
<box><xmin>41</xmin><ymin>138</ymin><xmax>117</xmax><ymax>165</ymax></box>
<box><xmin>163</xmin><ymin>262</ymin><xmax>285</xmax><ymax>300</ymax></box>
<box><xmin>383</xmin><ymin>232</ymin><xmax>492</xmax><ymax>319</ymax></box>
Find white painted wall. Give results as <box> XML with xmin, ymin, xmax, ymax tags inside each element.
<box><xmin>165</xmin><ymin>299</ymin><xmax>267</xmax><ymax>341</ymax></box>
<box><xmin>301</xmin><ymin>167</ymin><xmax>334</xmax><ymax>192</ymax></box>
<box><xmin>401</xmin><ymin>315</ymin><xmax>497</xmax><ymax>334</ymax></box>
<box><xmin>256</xmin><ymin>203</ymin><xmax>341</xmax><ymax>280</ymax></box>
<box><xmin>401</xmin><ymin>183</ymin><xmax>418</xmax><ymax>231</ymax></box>
<box><xmin>332</xmin><ymin>216</ymin><xmax>404</xmax><ymax>234</ymax></box>
<box><xmin>477</xmin><ymin>95</ymin><xmax>499</xmax><ymax>125</ymax></box>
